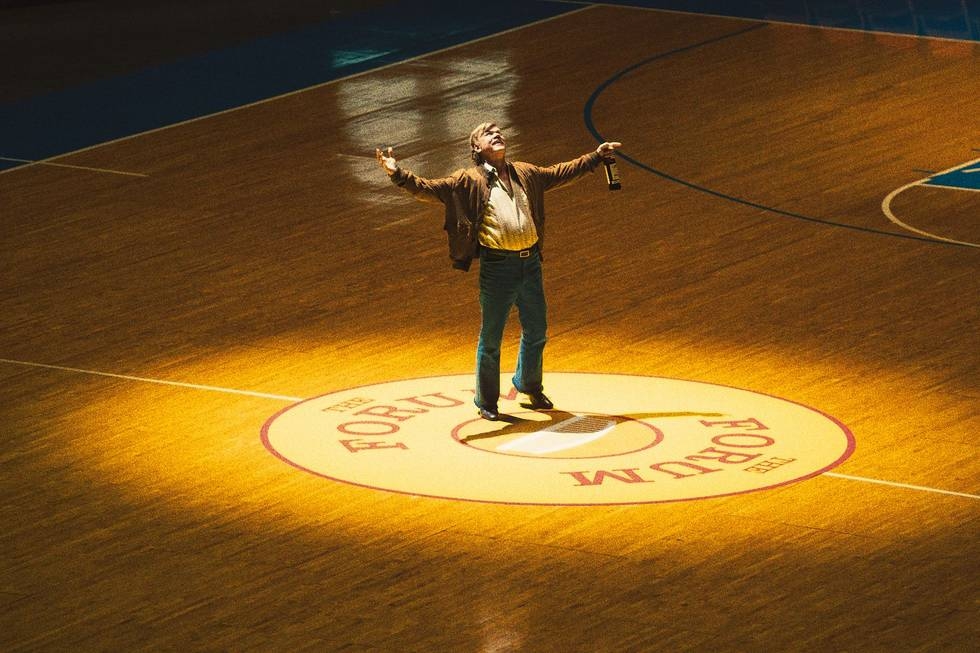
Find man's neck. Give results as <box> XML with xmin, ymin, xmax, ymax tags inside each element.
<box><xmin>485</xmin><ymin>155</ymin><xmax>507</xmax><ymax>177</ymax></box>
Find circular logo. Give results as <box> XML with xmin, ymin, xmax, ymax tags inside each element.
<box><xmin>261</xmin><ymin>373</ymin><xmax>854</xmax><ymax>505</ymax></box>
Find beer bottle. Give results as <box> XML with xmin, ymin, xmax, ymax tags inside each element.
<box><xmin>603</xmin><ymin>155</ymin><xmax>621</xmax><ymax>191</ymax></box>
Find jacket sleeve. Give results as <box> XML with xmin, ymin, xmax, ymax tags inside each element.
<box><xmin>532</xmin><ymin>151</ymin><xmax>603</xmax><ymax>192</ymax></box>
<box><xmin>389</xmin><ymin>167</ymin><xmax>458</xmax><ymax>204</ymax></box>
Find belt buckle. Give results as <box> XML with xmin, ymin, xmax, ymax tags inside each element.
<box><xmin>519</xmin><ymin>249</ymin><xmax>530</xmax><ymax>258</ymax></box>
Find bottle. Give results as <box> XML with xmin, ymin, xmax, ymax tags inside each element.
<box><xmin>603</xmin><ymin>155</ymin><xmax>621</xmax><ymax>191</ymax></box>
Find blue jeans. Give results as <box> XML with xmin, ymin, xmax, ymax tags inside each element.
<box><xmin>474</xmin><ymin>248</ymin><xmax>547</xmax><ymax>410</ymax></box>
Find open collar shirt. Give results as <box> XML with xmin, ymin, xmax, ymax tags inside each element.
<box><xmin>477</xmin><ymin>162</ymin><xmax>538</xmax><ymax>251</ymax></box>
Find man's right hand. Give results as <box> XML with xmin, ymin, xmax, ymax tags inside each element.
<box><xmin>376</xmin><ymin>146</ymin><xmax>398</xmax><ymax>176</ymax></box>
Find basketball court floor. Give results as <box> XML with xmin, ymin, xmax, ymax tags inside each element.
<box><xmin>2</xmin><ymin>1</ymin><xmax>977</xmax><ymax>650</ymax></box>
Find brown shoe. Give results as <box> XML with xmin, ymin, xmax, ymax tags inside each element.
<box><xmin>523</xmin><ymin>392</ymin><xmax>554</xmax><ymax>410</ymax></box>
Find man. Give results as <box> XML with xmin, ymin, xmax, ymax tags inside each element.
<box><xmin>376</xmin><ymin>122</ymin><xmax>620</xmax><ymax>420</ymax></box>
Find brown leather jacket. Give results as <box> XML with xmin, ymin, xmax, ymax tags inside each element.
<box><xmin>389</xmin><ymin>151</ymin><xmax>603</xmax><ymax>271</ymax></box>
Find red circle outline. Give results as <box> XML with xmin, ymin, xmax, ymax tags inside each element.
<box><xmin>260</xmin><ymin>372</ymin><xmax>857</xmax><ymax>506</ymax></box>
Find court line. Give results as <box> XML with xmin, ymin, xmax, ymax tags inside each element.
<box><xmin>582</xmin><ymin>26</ymin><xmax>978</xmax><ymax>249</ymax></box>
<box><xmin>2</xmin><ymin>356</ymin><xmax>976</xmax><ymax>501</ymax></box>
<box><xmin>0</xmin><ymin>358</ymin><xmax>303</xmax><ymax>402</ymax></box>
<box><xmin>0</xmin><ymin>5</ymin><xmax>594</xmax><ymax>178</ymax></box>
<box><xmin>880</xmin><ymin>155</ymin><xmax>980</xmax><ymax>248</ymax></box>
<box><xmin>0</xmin><ymin>156</ymin><xmax>148</xmax><ymax>178</ymax></box>
<box><xmin>557</xmin><ymin>1</ymin><xmax>980</xmax><ymax>44</ymax></box>
<box><xmin>824</xmin><ymin>472</ymin><xmax>979</xmax><ymax>500</ymax></box>
<box><xmin>923</xmin><ymin>183</ymin><xmax>980</xmax><ymax>193</ymax></box>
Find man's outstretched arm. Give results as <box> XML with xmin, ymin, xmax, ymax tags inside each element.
<box><xmin>536</xmin><ymin>141</ymin><xmax>622</xmax><ymax>191</ymax></box>
<box><xmin>376</xmin><ymin>146</ymin><xmax>455</xmax><ymax>203</ymax></box>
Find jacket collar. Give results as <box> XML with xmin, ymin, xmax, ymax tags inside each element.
<box><xmin>479</xmin><ymin>161</ymin><xmax>523</xmax><ymax>188</ymax></box>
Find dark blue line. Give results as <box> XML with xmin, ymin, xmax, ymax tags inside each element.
<box><xmin>583</xmin><ymin>24</ymin><xmax>974</xmax><ymax>249</ymax></box>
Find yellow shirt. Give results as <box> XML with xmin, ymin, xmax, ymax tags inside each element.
<box><xmin>478</xmin><ymin>164</ymin><xmax>538</xmax><ymax>251</ymax></box>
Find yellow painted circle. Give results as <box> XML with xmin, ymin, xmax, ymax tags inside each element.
<box><xmin>262</xmin><ymin>373</ymin><xmax>854</xmax><ymax>505</ymax></box>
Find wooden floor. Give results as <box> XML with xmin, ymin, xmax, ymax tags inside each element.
<box><xmin>2</xmin><ymin>3</ymin><xmax>978</xmax><ymax>651</ymax></box>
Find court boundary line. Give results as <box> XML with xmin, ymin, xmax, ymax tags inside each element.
<box><xmin>824</xmin><ymin>472</ymin><xmax>979</xmax><ymax>500</ymax></box>
<box><xmin>0</xmin><ymin>156</ymin><xmax>148</xmax><ymax>178</ymax></box>
<box><xmin>554</xmin><ymin>0</ymin><xmax>980</xmax><ymax>44</ymax></box>
<box><xmin>880</xmin><ymin>155</ymin><xmax>980</xmax><ymax>248</ymax></box>
<box><xmin>2</xmin><ymin>356</ymin><xmax>976</xmax><ymax>501</ymax></box>
<box><xmin>0</xmin><ymin>4</ymin><xmax>595</xmax><ymax>178</ymax></box>
<box><xmin>0</xmin><ymin>357</ymin><xmax>302</xmax><ymax>402</ymax></box>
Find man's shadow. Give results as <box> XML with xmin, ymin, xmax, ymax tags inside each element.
<box><xmin>461</xmin><ymin>410</ymin><xmax>724</xmax><ymax>443</ymax></box>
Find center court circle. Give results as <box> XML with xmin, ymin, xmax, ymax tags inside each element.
<box><xmin>261</xmin><ymin>373</ymin><xmax>855</xmax><ymax>505</ymax></box>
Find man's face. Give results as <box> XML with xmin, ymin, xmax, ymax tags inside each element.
<box><xmin>475</xmin><ymin>124</ymin><xmax>506</xmax><ymax>161</ymax></box>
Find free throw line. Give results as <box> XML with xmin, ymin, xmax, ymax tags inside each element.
<box><xmin>2</xmin><ymin>357</ymin><xmax>976</xmax><ymax>500</ymax></box>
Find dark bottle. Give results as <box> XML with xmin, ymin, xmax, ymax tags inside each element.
<box><xmin>603</xmin><ymin>156</ymin><xmax>621</xmax><ymax>191</ymax></box>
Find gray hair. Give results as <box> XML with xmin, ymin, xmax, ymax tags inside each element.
<box><xmin>469</xmin><ymin>121</ymin><xmax>495</xmax><ymax>165</ymax></box>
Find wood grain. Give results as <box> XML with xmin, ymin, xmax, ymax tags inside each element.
<box><xmin>1</xmin><ymin>5</ymin><xmax>977</xmax><ymax>651</ymax></box>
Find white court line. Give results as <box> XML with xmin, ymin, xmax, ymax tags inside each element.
<box><xmin>825</xmin><ymin>472</ymin><xmax>979</xmax><ymax>500</ymax></box>
<box><xmin>921</xmin><ymin>182</ymin><xmax>980</xmax><ymax>193</ymax></box>
<box><xmin>881</xmin><ymin>155</ymin><xmax>980</xmax><ymax>249</ymax></box>
<box><xmin>0</xmin><ymin>5</ymin><xmax>594</xmax><ymax>178</ymax></box>
<box><xmin>3</xmin><ymin>357</ymin><xmax>977</xmax><ymax>500</ymax></box>
<box><xmin>0</xmin><ymin>156</ymin><xmax>148</xmax><ymax>178</ymax></box>
<box><xmin>0</xmin><ymin>358</ymin><xmax>302</xmax><ymax>402</ymax></box>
